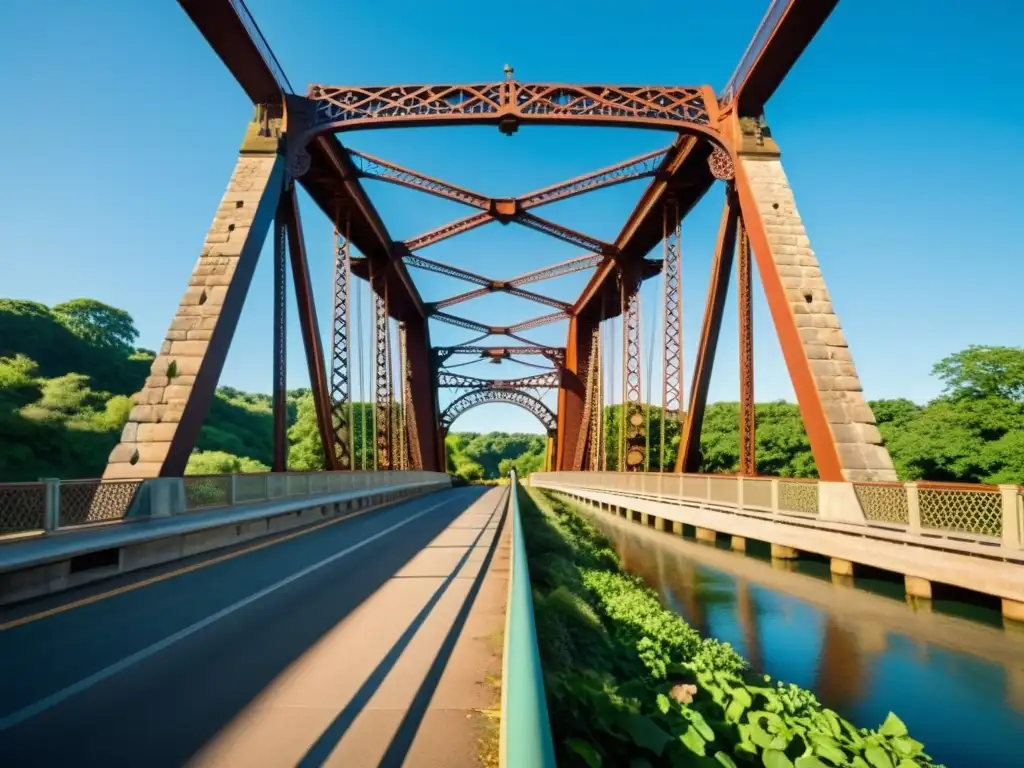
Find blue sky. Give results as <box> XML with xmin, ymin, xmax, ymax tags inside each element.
<box><xmin>2</xmin><ymin>0</ymin><xmax>1022</xmax><ymax>435</ymax></box>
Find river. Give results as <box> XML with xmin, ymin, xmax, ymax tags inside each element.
<box><xmin>580</xmin><ymin>506</ymin><xmax>1024</xmax><ymax>767</ymax></box>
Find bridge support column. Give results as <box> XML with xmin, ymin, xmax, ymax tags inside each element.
<box><xmin>1004</xmin><ymin>598</ymin><xmax>1024</xmax><ymax>624</ymax></box>
<box><xmin>830</xmin><ymin>557</ymin><xmax>855</xmax><ymax>576</ymax></box>
<box><xmin>696</xmin><ymin>527</ymin><xmax>716</xmax><ymax>544</ymax></box>
<box><xmin>105</xmin><ymin>116</ymin><xmax>286</xmax><ymax>478</ymax></box>
<box><xmin>556</xmin><ymin>315</ymin><xmax>598</xmax><ymax>471</ymax></box>
<box><xmin>731</xmin><ymin>117</ymin><xmax>897</xmax><ymax>482</ymax></box>
<box><xmin>405</xmin><ymin>316</ymin><xmax>442</xmax><ymax>472</ymax></box>
<box><xmin>771</xmin><ymin>543</ymin><xmax>798</xmax><ymax>560</ymax></box>
<box><xmin>904</xmin><ymin>575</ymin><xmax>932</xmax><ymax>599</ymax></box>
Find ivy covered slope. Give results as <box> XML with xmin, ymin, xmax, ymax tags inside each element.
<box><xmin>522</xmin><ymin>489</ymin><xmax>938</xmax><ymax>768</ymax></box>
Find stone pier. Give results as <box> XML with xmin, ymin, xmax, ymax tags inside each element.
<box><xmin>105</xmin><ymin>117</ymin><xmax>284</xmax><ymax>479</ymax></box>
<box><xmin>735</xmin><ymin>119</ymin><xmax>898</xmax><ymax>482</ymax></box>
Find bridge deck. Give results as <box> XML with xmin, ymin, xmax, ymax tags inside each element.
<box><xmin>0</xmin><ymin>486</ymin><xmax>509</xmax><ymax>767</ymax></box>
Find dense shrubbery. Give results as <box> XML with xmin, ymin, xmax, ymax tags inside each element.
<box><xmin>522</xmin><ymin>488</ymin><xmax>939</xmax><ymax>768</ymax></box>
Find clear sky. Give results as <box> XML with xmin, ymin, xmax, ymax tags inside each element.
<box><xmin>2</xmin><ymin>0</ymin><xmax>1022</xmax><ymax>436</ymax></box>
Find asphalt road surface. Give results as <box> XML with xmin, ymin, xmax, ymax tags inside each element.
<box><xmin>0</xmin><ymin>486</ymin><xmax>495</xmax><ymax>767</ymax></box>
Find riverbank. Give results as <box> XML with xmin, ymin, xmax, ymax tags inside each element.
<box><xmin>522</xmin><ymin>487</ymin><xmax>939</xmax><ymax>767</ymax></box>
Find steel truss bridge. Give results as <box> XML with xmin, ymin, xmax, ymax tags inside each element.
<box><xmin>103</xmin><ymin>0</ymin><xmax>901</xmax><ymax>487</ymax></box>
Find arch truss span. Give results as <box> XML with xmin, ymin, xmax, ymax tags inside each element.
<box><xmin>281</xmin><ymin>81</ymin><xmax>735</xmax><ymax>180</ymax></box>
<box><xmin>441</xmin><ymin>388</ymin><xmax>556</xmax><ymax>433</ymax></box>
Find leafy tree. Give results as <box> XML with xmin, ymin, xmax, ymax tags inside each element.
<box><xmin>932</xmin><ymin>345</ymin><xmax>1024</xmax><ymax>402</ymax></box>
<box><xmin>52</xmin><ymin>299</ymin><xmax>139</xmax><ymax>352</ymax></box>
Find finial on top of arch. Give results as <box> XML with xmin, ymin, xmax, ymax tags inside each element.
<box><xmin>503</xmin><ymin>64</ymin><xmax>514</xmax><ymax>81</ymax></box>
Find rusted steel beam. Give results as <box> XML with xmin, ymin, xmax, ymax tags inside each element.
<box><xmin>303</xmin><ymin>81</ymin><xmax>717</xmax><ymax>136</ymax></box>
<box><xmin>660</xmin><ymin>199</ymin><xmax>683</xmax><ymax>470</ymax></box>
<box><xmin>285</xmin><ymin>185</ymin><xmax>339</xmax><ymax>471</ymax></box>
<box><xmin>400</xmin><ymin>149</ymin><xmax>672</xmax><ymax>254</ymax></box>
<box><xmin>574</xmin><ymin>136</ymin><xmax>716</xmax><ymax>323</ymax></box>
<box><xmin>350</xmin><ymin>150</ymin><xmax>490</xmax><ymax>209</ymax></box>
<box><xmin>404</xmin><ymin>315</ymin><xmax>442</xmax><ymax>471</ymax></box>
<box><xmin>432</xmin><ymin>310</ymin><xmax>567</xmax><ymax>337</ymax></box>
<box><xmin>437</xmin><ymin>371</ymin><xmax>561</xmax><ymax>389</ymax></box>
<box><xmin>441</xmin><ymin>388</ymin><xmax>556</xmax><ymax>432</ymax></box>
<box><xmin>330</xmin><ymin>222</ymin><xmax>355</xmax><ymax>469</ymax></box>
<box><xmin>433</xmin><ymin>284</ymin><xmax>569</xmax><ymax>313</ymax></box>
<box><xmin>720</xmin><ymin>0</ymin><xmax>840</xmax><ymax>115</ymax></box>
<box><xmin>737</xmin><ymin>219</ymin><xmax>756</xmax><ymax>476</ymax></box>
<box><xmin>177</xmin><ymin>0</ymin><xmax>291</xmax><ymax>103</ymax></box>
<box><xmin>272</xmin><ymin>194</ymin><xmax>288</xmax><ymax>472</ymax></box>
<box><xmin>508</xmin><ymin>254</ymin><xmax>603</xmax><ymax>286</ymax></box>
<box><xmin>677</xmin><ymin>193</ymin><xmax>739</xmax><ymax>473</ymax></box>
<box><xmin>371</xmin><ymin>270</ymin><xmax>394</xmax><ymax>471</ymax></box>
<box><xmin>404</xmin><ymin>254</ymin><xmax>491</xmax><ymax>287</ymax></box>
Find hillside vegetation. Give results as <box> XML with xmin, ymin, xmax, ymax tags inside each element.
<box><xmin>2</xmin><ymin>297</ymin><xmax>1023</xmax><ymax>485</ymax></box>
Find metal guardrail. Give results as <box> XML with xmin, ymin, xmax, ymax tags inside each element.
<box><xmin>499</xmin><ymin>470</ymin><xmax>556</xmax><ymax>768</ymax></box>
<box><xmin>531</xmin><ymin>471</ymin><xmax>1024</xmax><ymax>550</ymax></box>
<box><xmin>0</xmin><ymin>471</ymin><xmax>447</xmax><ymax>537</ymax></box>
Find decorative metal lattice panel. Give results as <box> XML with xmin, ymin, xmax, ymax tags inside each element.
<box><xmin>853</xmin><ymin>484</ymin><xmax>910</xmax><ymax>526</ymax></box>
<box><xmin>0</xmin><ymin>483</ymin><xmax>46</xmax><ymax>534</ymax></box>
<box><xmin>777</xmin><ymin>481</ymin><xmax>819</xmax><ymax>515</ymax></box>
<box><xmin>441</xmin><ymin>388</ymin><xmax>556</xmax><ymax>431</ymax></box>
<box><xmin>918</xmin><ymin>487</ymin><xmax>1002</xmax><ymax>538</ymax></box>
<box><xmin>60</xmin><ymin>480</ymin><xmax>141</xmax><ymax>526</ymax></box>
<box><xmin>308</xmin><ymin>82</ymin><xmax>711</xmax><ymax>133</ymax></box>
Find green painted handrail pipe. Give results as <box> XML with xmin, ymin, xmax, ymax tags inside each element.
<box><xmin>500</xmin><ymin>471</ymin><xmax>557</xmax><ymax>768</ymax></box>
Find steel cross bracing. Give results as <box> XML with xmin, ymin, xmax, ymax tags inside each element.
<box><xmin>437</xmin><ymin>371</ymin><xmax>561</xmax><ymax>390</ymax></box>
<box><xmin>330</xmin><ymin>222</ymin><xmax>354</xmax><ymax>469</ymax></box>
<box><xmin>347</xmin><ymin>147</ymin><xmax>667</xmax><ymax>255</ymax></box>
<box><xmin>661</xmin><ymin>201</ymin><xmax>684</xmax><ymax>420</ymax></box>
<box><xmin>372</xmin><ymin>275</ymin><xmax>394</xmax><ymax>470</ymax></box>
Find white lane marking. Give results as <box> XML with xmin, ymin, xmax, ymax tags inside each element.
<box><xmin>0</xmin><ymin>493</ymin><xmax>464</xmax><ymax>733</ymax></box>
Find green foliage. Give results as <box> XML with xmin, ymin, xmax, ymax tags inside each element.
<box><xmin>445</xmin><ymin>431</ymin><xmax>547</xmax><ymax>481</ymax></box>
<box><xmin>522</xmin><ymin>489</ymin><xmax>940</xmax><ymax>768</ymax></box>
<box><xmin>186</xmin><ymin>450</ymin><xmax>269</xmax><ymax>475</ymax></box>
<box><xmin>51</xmin><ymin>298</ymin><xmax>139</xmax><ymax>353</ymax></box>
<box><xmin>931</xmin><ymin>345</ymin><xmax>1024</xmax><ymax>402</ymax></box>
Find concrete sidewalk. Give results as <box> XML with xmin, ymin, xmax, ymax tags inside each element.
<box><xmin>189</xmin><ymin>486</ymin><xmax>511</xmax><ymax>768</ymax></box>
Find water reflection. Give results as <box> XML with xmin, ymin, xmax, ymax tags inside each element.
<box><xmin>586</xmin><ymin>507</ymin><xmax>1024</xmax><ymax>768</ymax></box>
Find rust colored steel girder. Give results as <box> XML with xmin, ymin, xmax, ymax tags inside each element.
<box><xmin>437</xmin><ymin>371</ymin><xmax>561</xmax><ymax>390</ymax></box>
<box><xmin>620</xmin><ymin>283</ymin><xmax>645</xmax><ymax>472</ymax></box>
<box><xmin>329</xmin><ymin>221</ymin><xmax>355</xmax><ymax>469</ymax></box>
<box><xmin>301</xmin><ymin>81</ymin><xmax>715</xmax><ymax>139</ymax></box>
<box><xmin>660</xmin><ymin>199</ymin><xmax>684</xmax><ymax>471</ymax></box>
<box><xmin>383</xmin><ymin>147</ymin><xmax>669</xmax><ymax>253</ymax></box>
<box><xmin>435</xmin><ymin>345</ymin><xmax>565</xmax><ymax>370</ymax></box>
<box><xmin>372</xmin><ymin>271</ymin><xmax>394</xmax><ymax>470</ymax></box>
<box><xmin>433</xmin><ymin>285</ymin><xmax>569</xmax><ymax>313</ymax></box>
<box><xmin>737</xmin><ymin>218</ymin><xmax>756</xmax><ymax>476</ymax></box>
<box><xmin>572</xmin><ymin>325</ymin><xmax>602</xmax><ymax>472</ymax></box>
<box><xmin>661</xmin><ymin>200</ymin><xmax>684</xmax><ymax>420</ymax></box>
<box><xmin>588</xmin><ymin>325</ymin><xmax>603</xmax><ymax>472</ymax></box>
<box><xmin>272</xmin><ymin>192</ymin><xmax>288</xmax><ymax>473</ymax></box>
<box><xmin>431</xmin><ymin>310</ymin><xmax>567</xmax><ymax>337</ymax></box>
<box><xmin>719</xmin><ymin>0</ymin><xmax>841</xmax><ymax>115</ymax></box>
<box><xmin>441</xmin><ymin>388</ymin><xmax>556</xmax><ymax>432</ymax></box>
<box><xmin>285</xmin><ymin>185</ymin><xmax>339</xmax><ymax>471</ymax></box>
<box><xmin>410</xmin><ymin>253</ymin><xmax>598</xmax><ymax>313</ymax></box>
<box><xmin>677</xmin><ymin>192</ymin><xmax>739</xmax><ymax>473</ymax></box>
<box><xmin>574</xmin><ymin>134</ymin><xmax>730</xmax><ymax>325</ymax></box>
<box><xmin>508</xmin><ymin>253</ymin><xmax>604</xmax><ymax>286</ymax></box>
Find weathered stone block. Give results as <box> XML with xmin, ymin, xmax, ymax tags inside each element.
<box><xmin>169</xmin><ymin>340</ymin><xmax>209</xmax><ymax>356</ymax></box>
<box><xmin>138</xmin><ymin>423</ymin><xmax>179</xmax><ymax>442</ymax></box>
